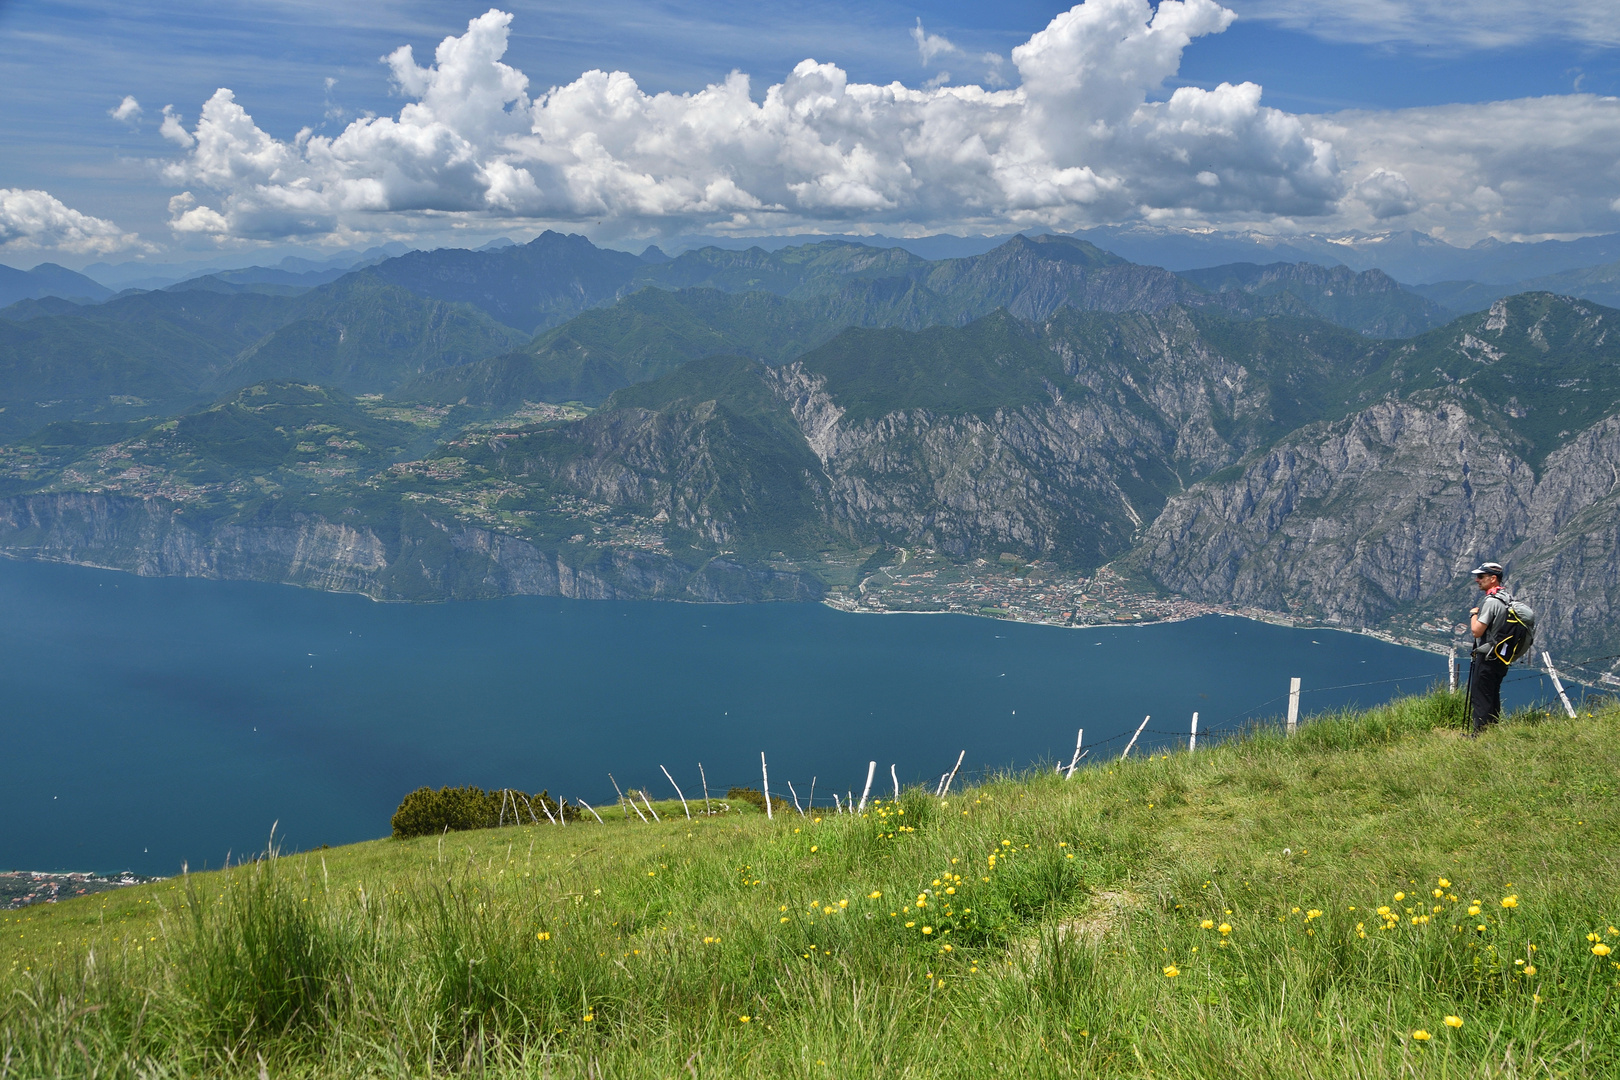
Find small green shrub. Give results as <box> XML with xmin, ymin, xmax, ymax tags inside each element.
<box><xmin>726</xmin><ymin>786</ymin><xmax>793</xmax><ymax>816</ymax></box>
<box><xmin>390</xmin><ymin>786</ymin><xmax>575</xmax><ymax>838</ymax></box>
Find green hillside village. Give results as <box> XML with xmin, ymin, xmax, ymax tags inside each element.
<box><xmin>4</xmin><ymin>692</ymin><xmax>1617</xmax><ymax>1077</ymax></box>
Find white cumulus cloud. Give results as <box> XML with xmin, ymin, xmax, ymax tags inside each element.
<box><xmin>912</xmin><ymin>19</ymin><xmax>961</xmax><ymax>65</ymax></box>
<box><xmin>1308</xmin><ymin>96</ymin><xmax>1620</xmax><ymax>238</ymax></box>
<box><xmin>0</xmin><ymin>189</ymin><xmax>144</xmax><ymax>254</ymax></box>
<box><xmin>154</xmin><ymin>1</ymin><xmax>1343</xmax><ymax>241</ymax></box>
<box><xmin>1351</xmin><ymin>168</ymin><xmax>1417</xmax><ymax>219</ymax></box>
<box><xmin>160</xmin><ymin>105</ymin><xmax>196</xmax><ymax>148</ymax></box>
<box><xmin>109</xmin><ymin>95</ymin><xmax>143</xmax><ymax>126</ymax></box>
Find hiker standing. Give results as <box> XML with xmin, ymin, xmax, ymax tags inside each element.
<box><xmin>1467</xmin><ymin>561</ymin><xmax>1512</xmax><ymax>735</ymax></box>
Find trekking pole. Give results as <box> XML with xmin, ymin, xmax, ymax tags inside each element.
<box><xmin>1463</xmin><ymin>652</ymin><xmax>1477</xmax><ymax>736</ymax></box>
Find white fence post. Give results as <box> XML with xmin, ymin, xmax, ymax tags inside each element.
<box><xmin>1542</xmin><ymin>651</ymin><xmax>1578</xmax><ymax>719</ymax></box>
<box><xmin>890</xmin><ymin>764</ymin><xmax>900</xmax><ymax>802</ymax></box>
<box><xmin>1120</xmin><ymin>715</ymin><xmax>1151</xmax><ymax>760</ymax></box>
<box><xmin>761</xmin><ymin>752</ymin><xmax>773</xmax><ymax>820</ymax></box>
<box><xmin>1448</xmin><ymin>649</ymin><xmax>1458</xmax><ymax>693</ymax></box>
<box><xmin>1286</xmin><ymin>678</ymin><xmax>1301</xmax><ymax>735</ymax></box>
<box><xmin>608</xmin><ymin>773</ymin><xmax>631</xmax><ymax>819</ymax></box>
<box><xmin>858</xmin><ymin>761</ymin><xmax>876</xmax><ymax>813</ymax></box>
<box><xmin>1189</xmin><ymin>712</ymin><xmax>1198</xmax><ymax>753</ymax></box>
<box><xmin>659</xmin><ymin>765</ymin><xmax>691</xmax><ymax>820</ymax></box>
<box><xmin>1064</xmin><ymin>729</ymin><xmax>1085</xmax><ymax>778</ymax></box>
<box><xmin>941</xmin><ymin>750</ymin><xmax>965</xmax><ymax>796</ymax></box>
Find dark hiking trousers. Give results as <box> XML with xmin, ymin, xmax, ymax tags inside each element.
<box><xmin>1470</xmin><ymin>654</ymin><xmax>1508</xmax><ymax>735</ymax></box>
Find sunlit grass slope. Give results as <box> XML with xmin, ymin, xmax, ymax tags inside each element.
<box><xmin>4</xmin><ymin>691</ymin><xmax>1619</xmax><ymax>1078</ymax></box>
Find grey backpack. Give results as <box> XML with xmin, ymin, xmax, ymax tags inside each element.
<box><xmin>1488</xmin><ymin>594</ymin><xmax>1536</xmax><ymax>665</ymax></box>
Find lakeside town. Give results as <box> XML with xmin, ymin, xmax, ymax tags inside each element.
<box><xmin>1</xmin><ymin>870</ymin><xmax>161</xmax><ymax>910</ymax></box>
<box><xmin>824</xmin><ymin>545</ymin><xmax>1467</xmax><ymax>660</ymax></box>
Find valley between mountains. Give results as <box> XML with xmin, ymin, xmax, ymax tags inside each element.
<box><xmin>3</xmin><ymin>233</ymin><xmax>1619</xmax><ymax>672</ymax></box>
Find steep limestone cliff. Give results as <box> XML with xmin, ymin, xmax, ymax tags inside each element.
<box><xmin>0</xmin><ymin>493</ymin><xmax>822</xmax><ymax>603</ymax></box>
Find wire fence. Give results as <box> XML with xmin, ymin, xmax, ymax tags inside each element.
<box><xmin>565</xmin><ymin>646</ymin><xmax>1620</xmax><ymax>820</ymax></box>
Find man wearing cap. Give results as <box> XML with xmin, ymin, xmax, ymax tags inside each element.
<box><xmin>1467</xmin><ymin>561</ymin><xmax>1510</xmax><ymax>735</ymax></box>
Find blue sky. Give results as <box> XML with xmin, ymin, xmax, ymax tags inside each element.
<box><xmin>3</xmin><ymin>0</ymin><xmax>1619</xmax><ymax>266</ymax></box>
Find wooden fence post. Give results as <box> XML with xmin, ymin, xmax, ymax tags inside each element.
<box><xmin>858</xmin><ymin>761</ymin><xmax>876</xmax><ymax>813</ymax></box>
<box><xmin>941</xmin><ymin>750</ymin><xmax>966</xmax><ymax>797</ymax></box>
<box><xmin>659</xmin><ymin>765</ymin><xmax>691</xmax><ymax>820</ymax></box>
<box><xmin>1448</xmin><ymin>649</ymin><xmax>1458</xmax><ymax>693</ymax></box>
<box><xmin>698</xmin><ymin>762</ymin><xmax>711</xmax><ymax>816</ymax></box>
<box><xmin>1064</xmin><ymin>730</ymin><xmax>1084</xmax><ymax>778</ymax></box>
<box><xmin>1286</xmin><ymin>678</ymin><xmax>1301</xmax><ymax>736</ymax></box>
<box><xmin>786</xmin><ymin>781</ymin><xmax>805</xmax><ymax>816</ymax></box>
<box><xmin>890</xmin><ymin>764</ymin><xmax>900</xmax><ymax>802</ymax></box>
<box><xmin>1542</xmin><ymin>651</ymin><xmax>1578</xmax><ymax>719</ymax></box>
<box><xmin>761</xmin><ymin>752</ymin><xmax>773</xmax><ymax>820</ymax></box>
<box><xmin>608</xmin><ymin>773</ymin><xmax>631</xmax><ymax>819</ymax></box>
<box><xmin>1120</xmin><ymin>715</ymin><xmax>1151</xmax><ymax>760</ymax></box>
<box><xmin>576</xmin><ymin>799</ymin><xmax>605</xmax><ymax>824</ymax></box>
<box><xmin>1189</xmin><ymin>712</ymin><xmax>1198</xmax><ymax>754</ymax></box>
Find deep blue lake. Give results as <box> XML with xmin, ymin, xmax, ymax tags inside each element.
<box><xmin>1</xmin><ymin>557</ymin><xmax>1570</xmax><ymax>876</ymax></box>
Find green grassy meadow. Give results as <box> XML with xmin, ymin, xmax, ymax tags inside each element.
<box><xmin>4</xmin><ymin>690</ymin><xmax>1618</xmax><ymax>1078</ymax></box>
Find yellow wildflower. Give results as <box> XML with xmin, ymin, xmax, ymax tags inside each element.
<box><xmin>1500</xmin><ymin>895</ymin><xmax>1518</xmax><ymax>909</ymax></box>
<box><xmin>1411</xmin><ymin>1030</ymin><xmax>1430</xmax><ymax>1042</ymax></box>
<box><xmin>1163</xmin><ymin>964</ymin><xmax>1180</xmax><ymax>978</ymax></box>
<box><xmin>1444</xmin><ymin>1016</ymin><xmax>1463</xmax><ymax>1029</ymax></box>
<box><xmin>1438</xmin><ymin>877</ymin><xmax>1451</xmax><ymax>888</ymax></box>
<box><xmin>739</xmin><ymin>1015</ymin><xmax>751</xmax><ymax>1023</ymax></box>
<box><xmin>922</xmin><ymin>926</ymin><xmax>933</xmax><ymax>935</ymax></box>
<box><xmin>1594</xmin><ymin>943</ymin><xmax>1613</xmax><ymax>957</ymax></box>
<box><xmin>1219</xmin><ymin>923</ymin><xmax>1232</xmax><ymax>935</ymax></box>
<box><xmin>535</xmin><ymin>931</ymin><xmax>551</xmax><ymax>941</ymax></box>
<box><xmin>1200</xmin><ymin>919</ymin><xmax>1215</xmax><ymax>930</ymax></box>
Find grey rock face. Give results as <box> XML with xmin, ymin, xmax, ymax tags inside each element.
<box><xmin>0</xmin><ymin>494</ymin><xmax>822</xmax><ymax>603</ymax></box>
<box><xmin>1127</xmin><ymin>395</ymin><xmax>1620</xmax><ymax>658</ymax></box>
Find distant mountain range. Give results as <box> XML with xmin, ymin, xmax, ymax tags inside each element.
<box><xmin>659</xmin><ymin>225</ymin><xmax>1620</xmax><ymax>287</ymax></box>
<box><xmin>14</xmin><ymin>222</ymin><xmax>1620</xmax><ymax>311</ymax></box>
<box><xmin>0</xmin><ymin>263</ymin><xmax>112</xmax><ymax>309</ymax></box>
<box><xmin>3</xmin><ymin>230</ymin><xmax>1620</xmax><ymax>666</ymax></box>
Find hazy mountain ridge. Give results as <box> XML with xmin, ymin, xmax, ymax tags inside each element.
<box><xmin>388</xmin><ymin>234</ymin><xmax>1446</xmax><ymax>414</ymax></box>
<box><xmin>0</xmin><ymin>276</ymin><xmax>524</xmax><ymax>436</ymax></box>
<box><xmin>0</xmin><ymin>263</ymin><xmax>112</xmax><ymax>309</ymax></box>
